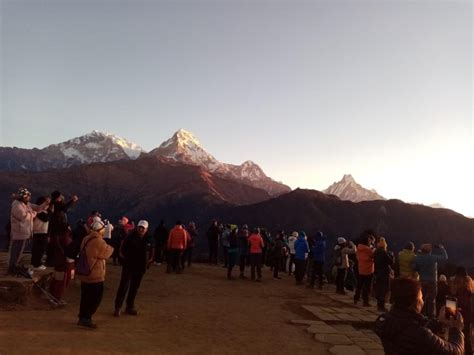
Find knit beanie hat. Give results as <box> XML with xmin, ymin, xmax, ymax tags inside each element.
<box><xmin>17</xmin><ymin>187</ymin><xmax>31</xmax><ymax>199</ymax></box>
<box><xmin>337</xmin><ymin>237</ymin><xmax>347</xmax><ymax>245</ymax></box>
<box><xmin>51</xmin><ymin>191</ymin><xmax>62</xmax><ymax>200</ymax></box>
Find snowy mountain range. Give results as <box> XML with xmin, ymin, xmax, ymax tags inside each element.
<box><xmin>0</xmin><ymin>129</ymin><xmax>290</xmax><ymax>196</ymax></box>
<box><xmin>323</xmin><ymin>174</ymin><xmax>385</xmax><ymax>202</ymax></box>
<box><xmin>0</xmin><ymin>131</ymin><xmax>144</xmax><ymax>172</ymax></box>
<box><xmin>149</xmin><ymin>129</ymin><xmax>290</xmax><ymax>196</ymax></box>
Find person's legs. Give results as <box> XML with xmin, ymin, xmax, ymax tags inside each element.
<box><xmin>187</xmin><ymin>247</ymin><xmax>193</xmax><ymax>267</ymax></box>
<box><xmin>288</xmin><ymin>254</ymin><xmax>295</xmax><ymax>275</ymax></box>
<box><xmin>8</xmin><ymin>239</ymin><xmax>26</xmax><ymax>273</ymax></box>
<box><xmin>126</xmin><ymin>272</ymin><xmax>144</xmax><ymax>311</ymax></box>
<box><xmin>354</xmin><ymin>274</ymin><xmax>363</xmax><ymax>302</ymax></box>
<box><xmin>315</xmin><ymin>261</ymin><xmax>324</xmax><ymax>288</ymax></box>
<box><xmin>463</xmin><ymin>323</ymin><xmax>472</xmax><ymax>355</ymax></box>
<box><xmin>256</xmin><ymin>253</ymin><xmax>262</xmax><ymax>280</ymax></box>
<box><xmin>273</xmin><ymin>258</ymin><xmax>280</xmax><ymax>278</ymax></box>
<box><xmin>239</xmin><ymin>254</ymin><xmax>246</xmax><ymax>276</ymax></box>
<box><xmin>176</xmin><ymin>251</ymin><xmax>184</xmax><ymax>273</ymax></box>
<box><xmin>31</xmin><ymin>234</ymin><xmax>43</xmax><ymax>267</ymax></box>
<box><xmin>250</xmin><ymin>254</ymin><xmax>256</xmax><ymax>280</ymax></box>
<box><xmin>336</xmin><ymin>268</ymin><xmax>347</xmax><ymax>293</ymax></box>
<box><xmin>361</xmin><ymin>274</ymin><xmax>373</xmax><ymax>305</ymax></box>
<box><xmin>79</xmin><ymin>282</ymin><xmax>104</xmax><ymax>321</ymax></box>
<box><xmin>422</xmin><ymin>281</ymin><xmax>437</xmax><ymax>318</ymax></box>
<box><xmin>376</xmin><ymin>274</ymin><xmax>389</xmax><ymax>310</ymax></box>
<box><xmin>212</xmin><ymin>240</ymin><xmax>218</xmax><ymax>264</ymax></box>
<box><xmin>115</xmin><ymin>268</ymin><xmax>132</xmax><ymax>310</ymax></box>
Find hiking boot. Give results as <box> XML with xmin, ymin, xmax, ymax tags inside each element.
<box><xmin>113</xmin><ymin>309</ymin><xmax>121</xmax><ymax>317</ymax></box>
<box><xmin>125</xmin><ymin>308</ymin><xmax>138</xmax><ymax>315</ymax></box>
<box><xmin>77</xmin><ymin>319</ymin><xmax>97</xmax><ymax>329</ymax></box>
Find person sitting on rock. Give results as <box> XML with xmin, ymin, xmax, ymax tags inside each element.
<box><xmin>375</xmin><ymin>277</ymin><xmax>464</xmax><ymax>355</ymax></box>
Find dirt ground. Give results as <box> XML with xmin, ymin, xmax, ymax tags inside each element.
<box><xmin>0</xmin><ymin>260</ymin><xmax>331</xmax><ymax>355</ymax></box>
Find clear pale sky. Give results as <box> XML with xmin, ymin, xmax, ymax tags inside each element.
<box><xmin>1</xmin><ymin>0</ymin><xmax>472</xmax><ymax>217</ymax></box>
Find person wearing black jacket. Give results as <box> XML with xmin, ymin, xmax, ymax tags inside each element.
<box><xmin>374</xmin><ymin>237</ymin><xmax>394</xmax><ymax>312</ymax></box>
<box><xmin>153</xmin><ymin>220</ymin><xmax>168</xmax><ymax>265</ymax></box>
<box><xmin>114</xmin><ymin>220</ymin><xmax>154</xmax><ymax>317</ymax></box>
<box><xmin>375</xmin><ymin>277</ymin><xmax>464</xmax><ymax>355</ymax></box>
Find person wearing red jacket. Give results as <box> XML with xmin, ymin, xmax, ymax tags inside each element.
<box><xmin>166</xmin><ymin>221</ymin><xmax>188</xmax><ymax>274</ymax></box>
<box><xmin>248</xmin><ymin>228</ymin><xmax>265</xmax><ymax>282</ymax></box>
<box><xmin>354</xmin><ymin>231</ymin><xmax>375</xmax><ymax>306</ymax></box>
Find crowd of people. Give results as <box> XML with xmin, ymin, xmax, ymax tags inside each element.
<box><xmin>4</xmin><ymin>187</ymin><xmax>473</xmax><ymax>354</ymax></box>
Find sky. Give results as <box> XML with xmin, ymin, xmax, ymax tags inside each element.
<box><xmin>1</xmin><ymin>0</ymin><xmax>473</xmax><ymax>217</ymax></box>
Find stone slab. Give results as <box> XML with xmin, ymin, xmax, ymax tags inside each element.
<box><xmin>306</xmin><ymin>323</ymin><xmax>339</xmax><ymax>335</ymax></box>
<box><xmin>315</xmin><ymin>333</ymin><xmax>353</xmax><ymax>345</ymax></box>
<box><xmin>290</xmin><ymin>319</ymin><xmax>325</xmax><ymax>326</ymax></box>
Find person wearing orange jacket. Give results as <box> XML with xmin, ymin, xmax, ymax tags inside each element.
<box><xmin>354</xmin><ymin>231</ymin><xmax>375</xmax><ymax>306</ymax></box>
<box><xmin>166</xmin><ymin>221</ymin><xmax>188</xmax><ymax>274</ymax></box>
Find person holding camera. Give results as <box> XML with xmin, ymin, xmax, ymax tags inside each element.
<box><xmin>374</xmin><ymin>237</ymin><xmax>394</xmax><ymax>312</ymax></box>
<box><xmin>375</xmin><ymin>277</ymin><xmax>464</xmax><ymax>354</ymax></box>
<box><xmin>450</xmin><ymin>267</ymin><xmax>473</xmax><ymax>355</ymax></box>
<box><xmin>415</xmin><ymin>243</ymin><xmax>448</xmax><ymax>317</ymax></box>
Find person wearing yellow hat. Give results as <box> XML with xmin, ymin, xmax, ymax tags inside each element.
<box><xmin>374</xmin><ymin>236</ymin><xmax>394</xmax><ymax>312</ymax></box>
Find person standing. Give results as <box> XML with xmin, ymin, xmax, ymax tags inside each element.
<box><xmin>31</xmin><ymin>196</ymin><xmax>52</xmax><ymax>270</ymax></box>
<box><xmin>182</xmin><ymin>222</ymin><xmax>197</xmax><ymax>268</ymax></box>
<box><xmin>48</xmin><ymin>191</ymin><xmax>78</xmax><ymax>301</ymax></box>
<box><xmin>334</xmin><ymin>238</ymin><xmax>357</xmax><ymax>294</ymax></box>
<box><xmin>308</xmin><ymin>232</ymin><xmax>327</xmax><ymax>289</ymax></box>
<box><xmin>114</xmin><ymin>220</ymin><xmax>153</xmax><ymax>316</ymax></box>
<box><xmin>271</xmin><ymin>232</ymin><xmax>285</xmax><ymax>280</ymax></box>
<box><xmin>77</xmin><ymin>219</ymin><xmax>113</xmax><ymax>329</ymax></box>
<box><xmin>8</xmin><ymin>188</ymin><xmax>50</xmax><ymax>275</ymax></box>
<box><xmin>207</xmin><ymin>220</ymin><xmax>219</xmax><ymax>265</ymax></box>
<box><xmin>166</xmin><ymin>221</ymin><xmax>188</xmax><ymax>274</ymax></box>
<box><xmin>220</xmin><ymin>224</ymin><xmax>231</xmax><ymax>268</ymax></box>
<box><xmin>153</xmin><ymin>220</ymin><xmax>168</xmax><ymax>265</ymax></box>
<box><xmin>226</xmin><ymin>226</ymin><xmax>239</xmax><ymax>280</ymax></box>
<box><xmin>374</xmin><ymin>237</ymin><xmax>394</xmax><ymax>312</ymax></box>
<box><xmin>450</xmin><ymin>267</ymin><xmax>472</xmax><ymax>355</ymax></box>
<box><xmin>248</xmin><ymin>228</ymin><xmax>264</xmax><ymax>282</ymax></box>
<box><xmin>102</xmin><ymin>219</ymin><xmax>114</xmax><ymax>246</ymax></box>
<box><xmin>238</xmin><ymin>224</ymin><xmax>250</xmax><ymax>279</ymax></box>
<box><xmin>414</xmin><ymin>244</ymin><xmax>448</xmax><ymax>318</ymax></box>
<box><xmin>354</xmin><ymin>233</ymin><xmax>375</xmax><ymax>306</ymax></box>
<box><xmin>294</xmin><ymin>232</ymin><xmax>309</xmax><ymax>285</ymax></box>
<box><xmin>287</xmin><ymin>232</ymin><xmax>298</xmax><ymax>276</ymax></box>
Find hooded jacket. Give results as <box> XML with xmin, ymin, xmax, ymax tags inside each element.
<box><xmin>334</xmin><ymin>242</ymin><xmax>357</xmax><ymax>269</ymax></box>
<box><xmin>357</xmin><ymin>244</ymin><xmax>375</xmax><ymax>275</ymax></box>
<box><xmin>77</xmin><ymin>231</ymin><xmax>114</xmax><ymax>283</ymax></box>
<box><xmin>312</xmin><ymin>235</ymin><xmax>327</xmax><ymax>263</ymax></box>
<box><xmin>294</xmin><ymin>235</ymin><xmax>309</xmax><ymax>260</ymax></box>
<box><xmin>375</xmin><ymin>308</ymin><xmax>464</xmax><ymax>355</ymax></box>
<box><xmin>10</xmin><ymin>200</ymin><xmax>48</xmax><ymax>240</ymax></box>
<box><xmin>168</xmin><ymin>225</ymin><xmax>188</xmax><ymax>250</ymax></box>
<box><xmin>414</xmin><ymin>249</ymin><xmax>448</xmax><ymax>282</ymax></box>
<box><xmin>398</xmin><ymin>249</ymin><xmax>418</xmax><ymax>279</ymax></box>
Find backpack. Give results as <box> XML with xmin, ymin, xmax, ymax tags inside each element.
<box><xmin>75</xmin><ymin>238</ymin><xmax>98</xmax><ymax>277</ymax></box>
<box><xmin>333</xmin><ymin>247</ymin><xmax>343</xmax><ymax>267</ymax></box>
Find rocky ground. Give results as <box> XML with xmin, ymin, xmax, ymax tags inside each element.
<box><xmin>0</xmin><ymin>252</ymin><xmax>466</xmax><ymax>355</ymax></box>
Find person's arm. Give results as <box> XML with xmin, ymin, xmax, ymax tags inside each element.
<box><xmin>62</xmin><ymin>196</ymin><xmax>79</xmax><ymax>212</ymax></box>
<box><xmin>97</xmin><ymin>240</ymin><xmax>114</xmax><ymax>259</ymax></box>
<box><xmin>420</xmin><ymin>309</ymin><xmax>465</xmax><ymax>355</ymax></box>
<box><xmin>432</xmin><ymin>246</ymin><xmax>448</xmax><ymax>262</ymax></box>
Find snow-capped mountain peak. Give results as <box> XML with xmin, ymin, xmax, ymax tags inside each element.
<box><xmin>324</xmin><ymin>174</ymin><xmax>385</xmax><ymax>202</ymax></box>
<box><xmin>150</xmin><ymin>129</ymin><xmax>291</xmax><ymax>196</ymax></box>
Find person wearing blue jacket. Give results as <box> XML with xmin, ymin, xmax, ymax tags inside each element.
<box><xmin>294</xmin><ymin>232</ymin><xmax>309</xmax><ymax>285</ymax></box>
<box><xmin>307</xmin><ymin>231</ymin><xmax>327</xmax><ymax>289</ymax></box>
<box><xmin>414</xmin><ymin>243</ymin><xmax>448</xmax><ymax>318</ymax></box>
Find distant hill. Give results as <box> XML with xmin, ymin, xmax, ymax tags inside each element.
<box><xmin>220</xmin><ymin>189</ymin><xmax>474</xmax><ymax>267</ymax></box>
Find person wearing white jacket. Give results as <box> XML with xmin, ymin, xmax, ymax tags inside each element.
<box><xmin>8</xmin><ymin>188</ymin><xmax>50</xmax><ymax>275</ymax></box>
<box><xmin>287</xmin><ymin>231</ymin><xmax>298</xmax><ymax>276</ymax></box>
